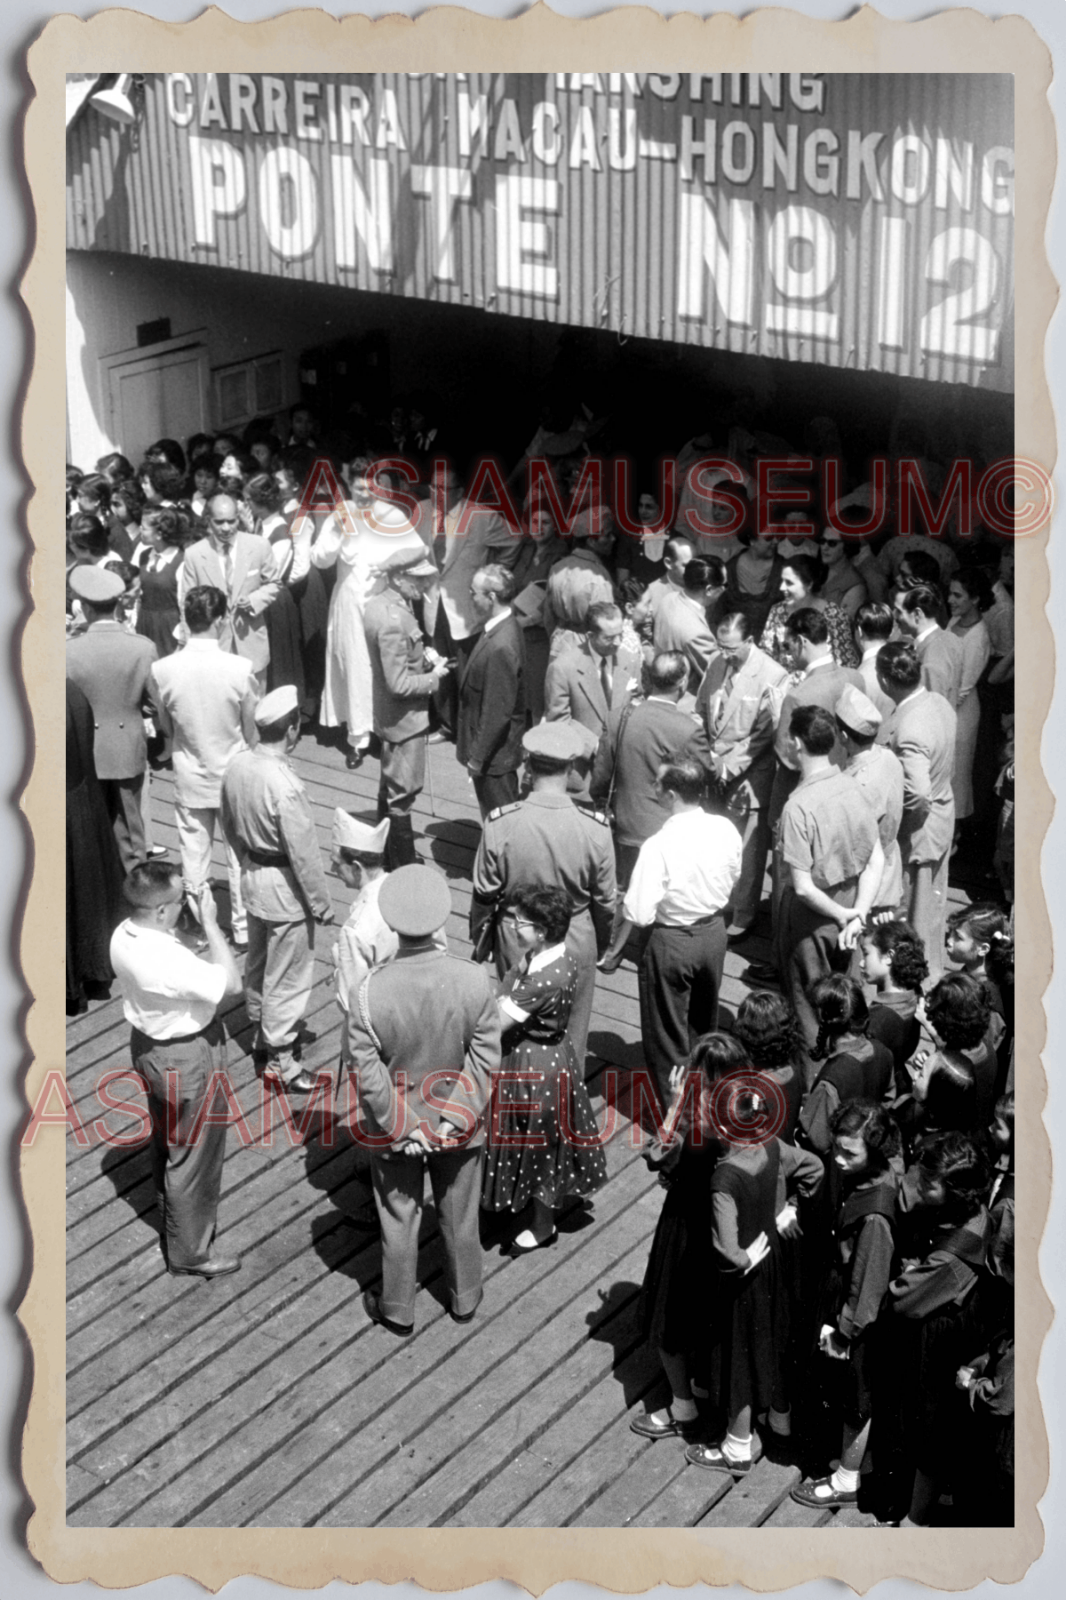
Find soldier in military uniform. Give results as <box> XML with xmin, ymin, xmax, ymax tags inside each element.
<box><xmin>330</xmin><ymin>811</ymin><xmax>397</xmax><ymax>1069</ymax></box>
<box><xmin>348</xmin><ymin>865</ymin><xmax>499</xmax><ymax>1335</ymax></box>
<box><xmin>220</xmin><ymin>685</ymin><xmax>334</xmax><ymax>1094</ymax></box>
<box><xmin>363</xmin><ymin>547</ymin><xmax>450</xmax><ymax>869</ymax></box>
<box><xmin>470</xmin><ymin>721</ymin><xmax>616</xmax><ymax>1072</ymax></box>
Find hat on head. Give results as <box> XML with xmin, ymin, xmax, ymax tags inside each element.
<box><xmin>522</xmin><ymin>721</ymin><xmax>590</xmax><ymax>764</ymax></box>
<box><xmin>835</xmin><ymin>684</ymin><xmax>883</xmax><ymax>738</ymax></box>
<box><xmin>253</xmin><ymin>684</ymin><xmax>300</xmax><ymax>726</ymax></box>
<box><xmin>69</xmin><ymin>565</ymin><xmax>125</xmax><ymax>604</ymax></box>
<box><xmin>378</xmin><ymin>864</ymin><xmax>452</xmax><ymax>937</ymax></box>
<box><xmin>332</xmin><ymin>810</ymin><xmax>390</xmax><ymax>855</ymax></box>
<box><xmin>378</xmin><ymin>546</ymin><xmax>437</xmax><ymax>578</ymax></box>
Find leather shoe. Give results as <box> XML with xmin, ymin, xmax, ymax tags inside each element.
<box><xmin>170</xmin><ymin>1255</ymin><xmax>241</xmax><ymax>1280</ymax></box>
<box><xmin>362</xmin><ymin>1288</ymin><xmax>413</xmax><ymax>1337</ymax></box>
<box><xmin>509</xmin><ymin>1227</ymin><xmax>557</xmax><ymax>1257</ymax></box>
<box><xmin>263</xmin><ymin>1067</ymin><xmax>321</xmax><ymax>1094</ymax></box>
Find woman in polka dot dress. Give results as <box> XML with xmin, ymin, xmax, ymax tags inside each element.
<box><xmin>482</xmin><ymin>884</ymin><xmax>608</xmax><ymax>1252</ymax></box>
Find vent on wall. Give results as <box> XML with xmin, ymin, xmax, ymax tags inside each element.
<box><xmin>136</xmin><ymin>317</ymin><xmax>171</xmax><ymax>347</ymax></box>
<box><xmin>211</xmin><ymin>352</ymin><xmax>286</xmax><ymax>430</ymax></box>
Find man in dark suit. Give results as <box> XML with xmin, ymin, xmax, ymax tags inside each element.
<box><xmin>363</xmin><ymin>547</ymin><xmax>451</xmax><ymax>868</ymax></box>
<box><xmin>65</xmin><ymin>565</ymin><xmax>158</xmax><ymax>870</ymax></box>
<box><xmin>457</xmin><ymin>563</ymin><xmax>527</xmax><ymax>817</ymax></box>
<box><xmin>876</xmin><ymin>640</ymin><xmax>958</xmax><ymax>980</ymax></box>
<box><xmin>181</xmin><ymin>494</ymin><xmax>281</xmax><ymax>689</ymax></box>
<box><xmin>592</xmin><ymin>650</ymin><xmax>711</xmax><ymax>891</ymax></box>
<box><xmin>349</xmin><ymin>865</ymin><xmax>499</xmax><ymax>1335</ymax></box>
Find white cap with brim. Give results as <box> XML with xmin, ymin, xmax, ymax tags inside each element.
<box><xmin>254</xmin><ymin>684</ymin><xmax>300</xmax><ymax>726</ymax></box>
<box><xmin>332</xmin><ymin>810</ymin><xmax>390</xmax><ymax>855</ymax></box>
<box><xmin>69</xmin><ymin>565</ymin><xmax>125</xmax><ymax>604</ymax></box>
<box><xmin>378</xmin><ymin>547</ymin><xmax>438</xmax><ymax>577</ymax></box>
<box><xmin>835</xmin><ymin>683</ymin><xmax>883</xmax><ymax>738</ymax></box>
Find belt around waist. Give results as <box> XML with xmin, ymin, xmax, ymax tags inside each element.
<box><xmin>652</xmin><ymin>911</ymin><xmax>725</xmax><ymax>930</ymax></box>
<box><xmin>246</xmin><ymin>848</ymin><xmax>289</xmax><ymax>867</ymax></box>
<box><xmin>132</xmin><ymin>1023</ymin><xmax>209</xmax><ymax>1046</ymax></box>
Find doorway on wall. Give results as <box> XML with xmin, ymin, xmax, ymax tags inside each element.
<box><xmin>101</xmin><ymin>334</ymin><xmax>209</xmax><ymax>465</ymax></box>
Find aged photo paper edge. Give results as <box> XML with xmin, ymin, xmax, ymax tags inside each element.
<box><xmin>18</xmin><ymin>3</ymin><xmax>1056</xmax><ymax>1590</ymax></box>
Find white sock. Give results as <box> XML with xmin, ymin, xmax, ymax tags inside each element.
<box><xmin>831</xmin><ymin>1466</ymin><xmax>860</xmax><ymax>1493</ymax></box>
<box><xmin>724</xmin><ymin>1431</ymin><xmax>751</xmax><ymax>1461</ymax></box>
<box><xmin>672</xmin><ymin>1397</ymin><xmax>698</xmax><ymax>1423</ymax></box>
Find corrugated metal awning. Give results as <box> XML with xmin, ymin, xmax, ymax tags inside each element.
<box><xmin>66</xmin><ymin>72</ymin><xmax>1014</xmax><ymax>391</ymax></box>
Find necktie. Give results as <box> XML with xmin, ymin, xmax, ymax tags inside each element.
<box><xmin>222</xmin><ymin>547</ymin><xmax>233</xmax><ymax>593</ymax></box>
<box><xmin>600</xmin><ymin>657</ymin><xmax>613</xmax><ymax>705</ymax></box>
<box><xmin>713</xmin><ymin>666</ymin><xmax>735</xmax><ymax>735</ymax></box>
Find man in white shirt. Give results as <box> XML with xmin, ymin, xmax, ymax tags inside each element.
<box><xmin>598</xmin><ymin>758</ymin><xmax>741</xmax><ymax>1107</ymax></box>
<box><xmin>150</xmin><ymin>586</ymin><xmax>260</xmax><ymax>947</ymax></box>
<box><xmin>110</xmin><ymin>860</ymin><xmax>243</xmax><ymax>1277</ymax></box>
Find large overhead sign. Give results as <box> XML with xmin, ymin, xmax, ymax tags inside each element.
<box><xmin>67</xmin><ymin>72</ymin><xmax>1014</xmax><ymax>390</ymax></box>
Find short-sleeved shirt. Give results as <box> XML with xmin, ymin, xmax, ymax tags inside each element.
<box><xmin>846</xmin><ymin>745</ymin><xmax>904</xmax><ymax>907</ymax></box>
<box><xmin>110</xmin><ymin>920</ymin><xmax>227</xmax><ymax>1039</ymax></box>
<box><xmin>779</xmin><ymin>766</ymin><xmax>879</xmax><ymax>894</ymax></box>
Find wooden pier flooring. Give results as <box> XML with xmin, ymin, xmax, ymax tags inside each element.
<box><xmin>66</xmin><ymin>731</ymin><xmax>889</xmax><ymax>1529</ymax></box>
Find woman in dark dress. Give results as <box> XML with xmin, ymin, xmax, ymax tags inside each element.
<box><xmin>509</xmin><ymin>502</ymin><xmax>568</xmax><ymax>723</ymax></box>
<box><xmin>66</xmin><ymin>679</ymin><xmax>125</xmax><ymax>1013</ymax></box>
<box><xmin>135</xmin><ymin>505</ymin><xmax>186</xmax><ymax>658</ymax></box>
<box><xmin>629</xmin><ymin>1043</ymin><xmax>725</xmax><ymax>1443</ymax></box>
<box><xmin>684</xmin><ymin>1034</ymin><xmax>824</xmax><ymax>1474</ymax></box>
<box><xmin>791</xmin><ymin>1099</ymin><xmax>901</xmax><ymax>1510</ymax></box>
<box><xmin>862</xmin><ymin>921</ymin><xmax>929</xmax><ymax>1096</ymax></box>
<box><xmin>482</xmin><ymin>885</ymin><xmax>607</xmax><ymax>1252</ymax></box>
<box><xmin>731</xmin><ymin>991</ymin><xmax>805</xmax><ymax>1145</ymax></box>
<box><xmin>879</xmin><ymin>1131</ymin><xmax>992</xmax><ymax>1526</ymax></box>
<box><xmin>798</xmin><ymin>976</ymin><xmax>894</xmax><ymax>1157</ymax></box>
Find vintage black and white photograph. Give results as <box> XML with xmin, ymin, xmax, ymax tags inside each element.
<box><xmin>56</xmin><ymin>60</ymin><xmax>1026</xmax><ymax>1540</ymax></box>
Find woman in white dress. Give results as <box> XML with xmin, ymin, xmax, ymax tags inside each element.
<box><xmin>947</xmin><ymin>566</ymin><xmax>994</xmax><ymax>822</ymax></box>
<box><xmin>311</xmin><ymin>453</ymin><xmax>425</xmax><ymax>768</ymax></box>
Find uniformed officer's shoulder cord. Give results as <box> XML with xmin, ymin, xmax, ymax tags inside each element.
<box><xmin>356</xmin><ymin>974</ymin><xmax>385</xmax><ymax>1055</ymax></box>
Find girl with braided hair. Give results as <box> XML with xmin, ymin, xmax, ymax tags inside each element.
<box><xmin>797</xmin><ymin>976</ymin><xmax>893</xmax><ymax>1156</ymax></box>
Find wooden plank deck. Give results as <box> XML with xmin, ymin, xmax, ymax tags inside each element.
<box><xmin>66</xmin><ymin>730</ymin><xmax>892</xmax><ymax>1529</ymax></box>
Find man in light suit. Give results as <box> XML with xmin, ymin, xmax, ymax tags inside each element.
<box><xmin>695</xmin><ymin>613</ymin><xmax>787</xmax><ymax>935</ymax></box>
<box><xmin>181</xmin><ymin>494</ymin><xmax>281</xmax><ymax>690</ymax></box>
<box><xmin>363</xmin><ymin>547</ymin><xmax>450</xmax><ymax>868</ymax></box>
<box><xmin>854</xmin><ymin>602</ymin><xmax>897</xmax><ymax>724</ymax></box>
<box><xmin>652</xmin><ymin>557</ymin><xmax>727</xmax><ymax>693</ymax></box>
<box><xmin>544</xmin><ymin>601</ymin><xmax>643</xmax><ymax>794</ymax></box>
<box><xmin>457</xmin><ymin>564</ymin><xmax>527</xmax><ymax>816</ymax></box>
<box><xmin>149</xmin><ymin>586</ymin><xmax>259</xmax><ymax>947</ymax></box>
<box><xmin>66</xmin><ymin>565</ymin><xmax>158</xmax><ymax>870</ymax></box>
<box><xmin>876</xmin><ymin>640</ymin><xmax>957</xmax><ymax>980</ymax></box>
<box><xmin>892</xmin><ymin>583</ymin><xmax>963</xmax><ymax>709</ymax></box>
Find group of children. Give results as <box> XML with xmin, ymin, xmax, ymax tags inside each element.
<box><xmin>630</xmin><ymin>901</ymin><xmax>1015</xmax><ymax>1527</ymax></box>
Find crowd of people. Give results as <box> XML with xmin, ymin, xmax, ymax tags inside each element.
<box><xmin>65</xmin><ymin>390</ymin><xmax>1015</xmax><ymax>1526</ymax></box>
